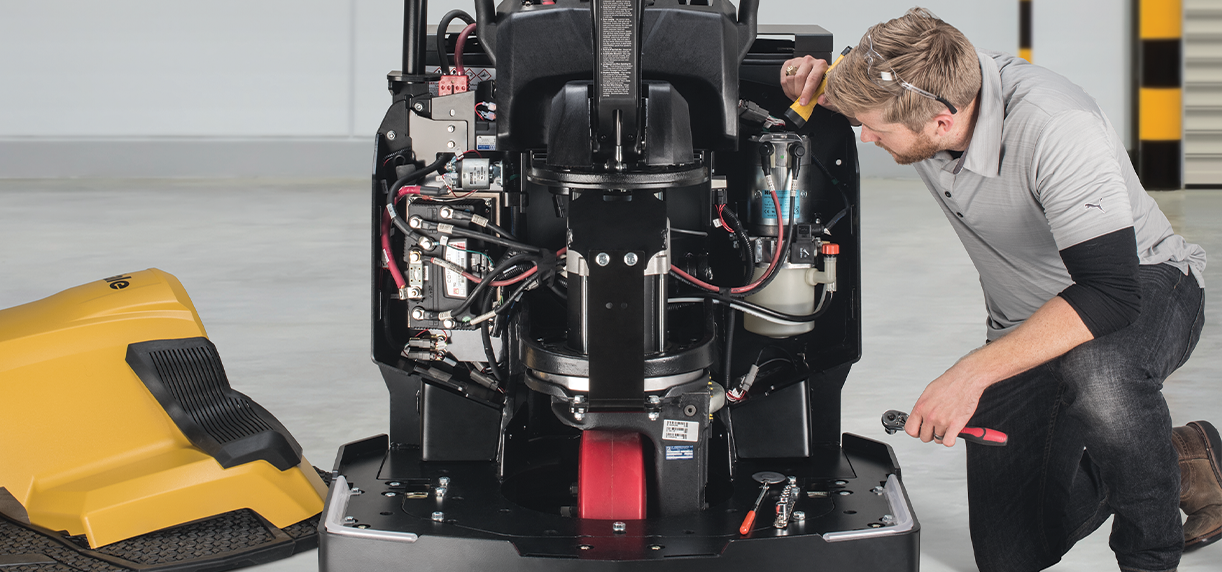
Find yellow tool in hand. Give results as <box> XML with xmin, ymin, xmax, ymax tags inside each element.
<box><xmin>784</xmin><ymin>46</ymin><xmax>852</xmax><ymax>129</ymax></box>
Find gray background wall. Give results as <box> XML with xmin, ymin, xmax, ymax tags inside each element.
<box><xmin>0</xmin><ymin>0</ymin><xmax>1129</xmax><ymax>178</ymax></box>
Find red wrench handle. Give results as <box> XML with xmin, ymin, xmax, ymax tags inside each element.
<box><xmin>959</xmin><ymin>426</ymin><xmax>1007</xmax><ymax>446</ymax></box>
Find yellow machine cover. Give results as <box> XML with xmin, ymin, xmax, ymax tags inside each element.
<box><xmin>0</xmin><ymin>269</ymin><xmax>326</xmax><ymax>548</ymax></box>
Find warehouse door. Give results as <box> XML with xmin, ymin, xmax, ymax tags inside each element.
<box><xmin>1186</xmin><ymin>0</ymin><xmax>1222</xmax><ymax>186</ymax></box>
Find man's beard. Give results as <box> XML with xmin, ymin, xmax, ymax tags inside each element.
<box><xmin>877</xmin><ymin>132</ymin><xmax>942</xmax><ymax>165</ymax></box>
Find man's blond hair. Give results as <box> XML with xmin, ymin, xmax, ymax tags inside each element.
<box><xmin>824</xmin><ymin>8</ymin><xmax>982</xmax><ymax>132</ymax></box>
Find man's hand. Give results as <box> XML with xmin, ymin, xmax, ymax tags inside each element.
<box><xmin>903</xmin><ymin>296</ymin><xmax>1094</xmax><ymax>448</ymax></box>
<box><xmin>780</xmin><ymin>55</ymin><xmax>829</xmax><ymax>107</ymax></box>
<box><xmin>905</xmin><ymin>358</ymin><xmax>988</xmax><ymax>448</ymax></box>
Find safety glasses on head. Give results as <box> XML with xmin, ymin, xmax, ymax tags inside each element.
<box><xmin>862</xmin><ymin>32</ymin><xmax>958</xmax><ymax>114</ymax></box>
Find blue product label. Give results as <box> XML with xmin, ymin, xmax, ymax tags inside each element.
<box><xmin>665</xmin><ymin>445</ymin><xmax>694</xmax><ymax>460</ymax></box>
<box><xmin>760</xmin><ymin>189</ymin><xmax>801</xmax><ymax>221</ymax></box>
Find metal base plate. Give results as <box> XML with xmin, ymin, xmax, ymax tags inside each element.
<box><xmin>320</xmin><ymin>433</ymin><xmax>919</xmax><ymax>571</ymax></box>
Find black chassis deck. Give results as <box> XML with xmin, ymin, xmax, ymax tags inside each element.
<box><xmin>318</xmin><ymin>434</ymin><xmax>919</xmax><ymax>571</ymax></box>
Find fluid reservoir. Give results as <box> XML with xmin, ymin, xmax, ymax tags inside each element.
<box><xmin>743</xmin><ymin>133</ymin><xmax>821</xmax><ymax>338</ymax></box>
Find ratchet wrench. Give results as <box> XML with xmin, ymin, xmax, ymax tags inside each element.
<box><xmin>881</xmin><ymin>410</ymin><xmax>1008</xmax><ymax>446</ymax></box>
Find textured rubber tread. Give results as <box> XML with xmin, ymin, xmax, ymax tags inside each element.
<box><xmin>125</xmin><ymin>337</ymin><xmax>303</xmax><ymax>470</ymax></box>
<box><xmin>0</xmin><ymin>508</ymin><xmax>320</xmax><ymax>572</ymax></box>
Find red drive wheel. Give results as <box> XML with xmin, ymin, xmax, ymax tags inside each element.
<box><xmin>577</xmin><ymin>430</ymin><xmax>646</xmax><ymax>520</ymax></box>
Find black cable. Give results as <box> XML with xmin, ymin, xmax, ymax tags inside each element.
<box><xmin>483</xmin><ymin>220</ymin><xmax>517</xmax><ymax>240</ymax></box>
<box><xmin>413</xmin><ymin>219</ymin><xmax>543</xmax><ymax>254</ymax></box>
<box><xmin>480</xmin><ymin>296</ymin><xmax>505</xmax><ymax>385</ymax></box>
<box><xmin>719</xmin><ymin>206</ymin><xmax>754</xmax><ymax>282</ymax></box>
<box><xmin>389</xmin><ymin>154</ymin><xmax>451</xmax><ymax>197</ymax></box>
<box><xmin>732</xmin><ymin>193</ymin><xmax>796</xmax><ymax>298</ymax></box>
<box><xmin>496</xmin><ymin>276</ymin><xmax>539</xmax><ymax>315</ymax></box>
<box><xmin>671</xmin><ymin>291</ymin><xmax>834</xmax><ymax>323</ymax></box>
<box><xmin>808</xmin><ymin>152</ymin><xmax>852</xmax><ymax>231</ymax></box>
<box><xmin>453</xmin><ymin>252</ymin><xmax>537</xmax><ymax>316</ymax></box>
<box><xmin>723</xmin><ymin>305</ymin><xmax>736</xmax><ymax>387</ymax></box>
<box><xmin>436</xmin><ymin>10</ymin><xmax>476</xmax><ymax>73</ymax></box>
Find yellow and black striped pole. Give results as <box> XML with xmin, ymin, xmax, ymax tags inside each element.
<box><xmin>1019</xmin><ymin>0</ymin><xmax>1032</xmax><ymax>62</ymax></box>
<box><xmin>1137</xmin><ymin>0</ymin><xmax>1183</xmax><ymax>189</ymax></box>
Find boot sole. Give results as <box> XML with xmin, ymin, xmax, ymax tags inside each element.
<box><xmin>1185</xmin><ymin>525</ymin><xmax>1221</xmax><ymax>551</ymax></box>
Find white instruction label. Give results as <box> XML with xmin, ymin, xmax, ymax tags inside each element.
<box><xmin>663</xmin><ymin>419</ymin><xmax>699</xmax><ymax>443</ymax></box>
<box><xmin>443</xmin><ymin>239</ymin><xmax>468</xmax><ymax>299</ymax></box>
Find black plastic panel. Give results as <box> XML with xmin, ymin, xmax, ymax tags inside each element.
<box><xmin>126</xmin><ymin>337</ymin><xmax>303</xmax><ymax>471</ymax></box>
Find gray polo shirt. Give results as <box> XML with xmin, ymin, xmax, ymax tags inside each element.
<box><xmin>912</xmin><ymin>50</ymin><xmax>1206</xmax><ymax>340</ymax></box>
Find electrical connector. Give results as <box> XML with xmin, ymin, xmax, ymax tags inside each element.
<box><xmin>438</xmin><ymin>75</ymin><xmax>469</xmax><ymax>96</ymax></box>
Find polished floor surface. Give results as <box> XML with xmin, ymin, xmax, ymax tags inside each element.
<box><xmin>1</xmin><ymin>177</ymin><xmax>1218</xmax><ymax>572</ymax></box>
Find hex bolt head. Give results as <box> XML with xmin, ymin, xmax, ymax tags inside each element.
<box><xmin>447</xmin><ymin>125</ymin><xmax>456</xmax><ymax>133</ymax></box>
<box><xmin>413</xmin><ymin>102</ymin><xmax>425</xmax><ymax>112</ymax></box>
<box><xmin>388</xmin><ymin>482</ymin><xmax>402</xmax><ymax>487</ymax></box>
<box><xmin>793</xmin><ymin>511</ymin><xmax>806</xmax><ymax>522</ymax></box>
<box><xmin>613</xmin><ymin>522</ymin><xmax>627</xmax><ymax>533</ymax></box>
<box><xmin>432</xmin><ymin>511</ymin><xmax>445</xmax><ymax>522</ymax></box>
<box><xmin>407</xmin><ymin>287</ymin><xmax>421</xmax><ymax>299</ymax></box>
<box><xmin>623</xmin><ymin>252</ymin><xmax>638</xmax><ymax>266</ymax></box>
<box><xmin>383</xmin><ymin>491</ymin><xmax>396</xmax><ymax>497</ymax></box>
<box><xmin>881</xmin><ymin>514</ymin><xmax>895</xmax><ymax>525</ymax></box>
<box><xmin>408</xmin><ymin>250</ymin><xmax>422</xmax><ymax>263</ymax></box>
<box><xmin>449</xmin><ymin>109</ymin><xmax>456</xmax><ymax>117</ymax></box>
<box><xmin>439</xmin><ymin>206</ymin><xmax>454</xmax><ymax>219</ymax></box>
<box><xmin>595</xmin><ymin>253</ymin><xmax>610</xmax><ymax>266</ymax></box>
<box><xmin>442</xmin><ymin>318</ymin><xmax>456</xmax><ymax>329</ymax></box>
<box><xmin>408</xmin><ymin>216</ymin><xmax>423</xmax><ymax>229</ymax></box>
<box><xmin>343</xmin><ymin>516</ymin><xmax>355</xmax><ymax>523</ymax></box>
<box><xmin>386</xmin><ymin>131</ymin><xmax>396</xmax><ymax>140</ymax></box>
<box><xmin>411</xmin><ymin>307</ymin><xmax>426</xmax><ymax>321</ymax></box>
<box><xmin>447</xmin><ymin>141</ymin><xmax>456</xmax><ymax>149</ymax></box>
<box><xmin>573</xmin><ymin>411</ymin><xmax>585</xmax><ymax>421</ymax></box>
<box><xmin>439</xmin><ymin>476</ymin><xmax>451</xmax><ymax>486</ymax></box>
<box><xmin>647</xmin><ymin>395</ymin><xmax>661</xmax><ymax>405</ymax></box>
<box><xmin>648</xmin><ymin>411</ymin><xmax>660</xmax><ymax>421</ymax></box>
<box><xmin>435</xmin><ymin>486</ymin><xmax>448</xmax><ymax>499</ymax></box>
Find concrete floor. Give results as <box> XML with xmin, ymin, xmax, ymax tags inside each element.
<box><xmin>1</xmin><ymin>177</ymin><xmax>1219</xmax><ymax>572</ymax></box>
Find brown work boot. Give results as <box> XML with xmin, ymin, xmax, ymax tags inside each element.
<box><xmin>1173</xmin><ymin>420</ymin><xmax>1222</xmax><ymax>550</ymax></box>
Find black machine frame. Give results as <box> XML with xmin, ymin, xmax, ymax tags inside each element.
<box><xmin>321</xmin><ymin>0</ymin><xmax>919</xmax><ymax>569</ymax></box>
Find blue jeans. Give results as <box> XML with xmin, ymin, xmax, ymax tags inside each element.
<box><xmin>967</xmin><ymin>263</ymin><xmax>1205</xmax><ymax>572</ymax></box>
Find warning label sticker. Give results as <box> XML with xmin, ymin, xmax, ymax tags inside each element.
<box><xmin>663</xmin><ymin>419</ymin><xmax>699</xmax><ymax>443</ymax></box>
<box><xmin>443</xmin><ymin>239</ymin><xmax>468</xmax><ymax>298</ymax></box>
<box><xmin>665</xmin><ymin>445</ymin><xmax>694</xmax><ymax>460</ymax></box>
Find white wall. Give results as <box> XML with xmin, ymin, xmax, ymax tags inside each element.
<box><xmin>0</xmin><ymin>0</ymin><xmax>1131</xmax><ymax>177</ymax></box>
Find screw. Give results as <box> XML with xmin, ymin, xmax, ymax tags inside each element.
<box><xmin>579</xmin><ymin>544</ymin><xmax>593</xmax><ymax>550</ymax></box>
<box><xmin>649</xmin><ymin>545</ymin><xmax>663</xmax><ymax>551</ymax></box>
<box><xmin>418</xmin><ymin>237</ymin><xmax>435</xmax><ymax>251</ymax></box>
<box><xmin>414</xmin><ymin>102</ymin><xmax>425</xmax><ymax>112</ymax></box>
<box><xmin>439</xmin><ymin>476</ymin><xmax>451</xmax><ymax>486</ymax></box>
<box><xmin>793</xmin><ymin>511</ymin><xmax>806</xmax><ymax>522</ymax></box>
<box><xmin>351</xmin><ymin>487</ymin><xmax>363</xmax><ymax>495</ymax></box>
<box><xmin>683</xmin><ymin>404</ymin><xmax>697</xmax><ymax>416</ymax></box>
<box><xmin>648</xmin><ymin>395</ymin><xmax>661</xmax><ymax>405</ymax></box>
<box><xmin>432</xmin><ymin>511</ymin><xmax>445</xmax><ymax>522</ymax></box>
<box><xmin>574</xmin><ymin>411</ymin><xmax>585</xmax><ymax>421</ymax></box>
<box><xmin>442</xmin><ymin>318</ymin><xmax>456</xmax><ymax>329</ymax></box>
<box><xmin>595</xmin><ymin>253</ymin><xmax>610</xmax><ymax>266</ymax></box>
<box><xmin>343</xmin><ymin>516</ymin><xmax>355</xmax><ymax>523</ymax></box>
<box><xmin>439</xmin><ymin>206</ymin><xmax>454</xmax><ymax>219</ymax></box>
<box><xmin>881</xmin><ymin>514</ymin><xmax>895</xmax><ymax>525</ymax></box>
<box><xmin>388</xmin><ymin>482</ymin><xmax>401</xmax><ymax>487</ymax></box>
<box><xmin>572</xmin><ymin>395</ymin><xmax>586</xmax><ymax>404</ymax></box>
<box><xmin>648</xmin><ymin>411</ymin><xmax>660</xmax><ymax>421</ymax></box>
<box><xmin>613</xmin><ymin>522</ymin><xmax>626</xmax><ymax>533</ymax></box>
<box><xmin>447</xmin><ymin>141</ymin><xmax>456</xmax><ymax>149</ymax></box>
<box><xmin>436</xmin><ymin>486</ymin><xmax>448</xmax><ymax>499</ymax></box>
<box><xmin>624</xmin><ymin>252</ymin><xmax>638</xmax><ymax>266</ymax></box>
<box><xmin>408</xmin><ymin>251</ymin><xmax>422</xmax><ymax>263</ymax></box>
<box><xmin>449</xmin><ymin>109</ymin><xmax>456</xmax><ymax>117</ymax></box>
<box><xmin>407</xmin><ymin>287</ymin><xmax>421</xmax><ymax>299</ymax></box>
<box><xmin>411</xmin><ymin>307</ymin><xmax>426</xmax><ymax>320</ymax></box>
<box><xmin>408</xmin><ymin>216</ymin><xmax>423</xmax><ymax>229</ymax></box>
<box><xmin>383</xmin><ymin>491</ymin><xmax>397</xmax><ymax>497</ymax></box>
<box><xmin>357</xmin><ymin>524</ymin><xmax>371</xmax><ymax>529</ymax></box>
<box><xmin>447</xmin><ymin>125</ymin><xmax>456</xmax><ymax>133</ymax></box>
<box><xmin>870</xmin><ymin>486</ymin><xmax>885</xmax><ymax>495</ymax></box>
<box><xmin>386</xmin><ymin>131</ymin><xmax>396</xmax><ymax>140</ymax></box>
<box><xmin>834</xmin><ymin>480</ymin><xmax>848</xmax><ymax>486</ymax></box>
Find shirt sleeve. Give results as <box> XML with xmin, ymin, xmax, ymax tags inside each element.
<box><xmin>1057</xmin><ymin>227</ymin><xmax>1141</xmax><ymax>338</ymax></box>
<box><xmin>1031</xmin><ymin>109</ymin><xmax>1135</xmax><ymax>250</ymax></box>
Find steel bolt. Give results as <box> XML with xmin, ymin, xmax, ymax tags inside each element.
<box><xmin>388</xmin><ymin>482</ymin><xmax>402</xmax><ymax>487</ymax></box>
<box><xmin>439</xmin><ymin>476</ymin><xmax>451</xmax><ymax>487</ymax></box>
<box><xmin>623</xmin><ymin>252</ymin><xmax>638</xmax><ymax>266</ymax></box>
<box><xmin>414</xmin><ymin>102</ymin><xmax>425</xmax><ymax>112</ymax></box>
<box><xmin>432</xmin><ymin>511</ymin><xmax>445</xmax><ymax>522</ymax></box>
<box><xmin>343</xmin><ymin>516</ymin><xmax>355</xmax><ymax>523</ymax></box>
<box><xmin>574</xmin><ymin>411</ymin><xmax>585</xmax><ymax>421</ymax></box>
<box><xmin>408</xmin><ymin>250</ymin><xmax>422</xmax><ymax>263</ymax></box>
<box><xmin>595</xmin><ymin>253</ymin><xmax>610</xmax><ymax>266</ymax></box>
<box><xmin>447</xmin><ymin>125</ymin><xmax>456</xmax><ymax>133</ymax></box>
<box><xmin>870</xmin><ymin>486</ymin><xmax>885</xmax><ymax>495</ymax></box>
<box><xmin>579</xmin><ymin>544</ymin><xmax>593</xmax><ymax>550</ymax></box>
<box><xmin>440</xmin><ymin>206</ymin><xmax>454</xmax><ymax>219</ymax></box>
<box><xmin>436</xmin><ymin>486</ymin><xmax>448</xmax><ymax>499</ymax></box>
<box><xmin>449</xmin><ymin>109</ymin><xmax>456</xmax><ymax>117</ymax></box>
<box><xmin>881</xmin><ymin>514</ymin><xmax>895</xmax><ymax>525</ymax></box>
<box><xmin>442</xmin><ymin>318</ymin><xmax>456</xmax><ymax>329</ymax></box>
<box><xmin>383</xmin><ymin>491</ymin><xmax>396</xmax><ymax>497</ymax></box>
<box><xmin>648</xmin><ymin>411</ymin><xmax>660</xmax><ymax>421</ymax></box>
<box><xmin>407</xmin><ymin>287</ymin><xmax>421</xmax><ymax>299</ymax></box>
<box><xmin>411</xmin><ymin>307</ymin><xmax>426</xmax><ymax>321</ymax></box>
<box><xmin>793</xmin><ymin>511</ymin><xmax>806</xmax><ymax>522</ymax></box>
<box><xmin>386</xmin><ymin>131</ymin><xmax>396</xmax><ymax>140</ymax></box>
<box><xmin>647</xmin><ymin>395</ymin><xmax>661</xmax><ymax>405</ymax></box>
<box><xmin>447</xmin><ymin>141</ymin><xmax>456</xmax><ymax>149</ymax></box>
<box><xmin>351</xmin><ymin>487</ymin><xmax>363</xmax><ymax>495</ymax></box>
<box><xmin>613</xmin><ymin>522</ymin><xmax>626</xmax><ymax>533</ymax></box>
